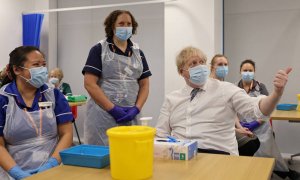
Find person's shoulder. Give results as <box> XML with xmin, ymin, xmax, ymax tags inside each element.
<box><xmin>208</xmin><ymin>78</ymin><xmax>242</xmax><ymax>92</ymax></box>
<box><xmin>89</xmin><ymin>42</ymin><xmax>103</xmax><ymax>52</ymax></box>
<box><xmin>256</xmin><ymin>80</ymin><xmax>266</xmax><ymax>87</ymax></box>
<box><xmin>0</xmin><ymin>87</ymin><xmax>9</xmax><ymax>106</ymax></box>
<box><xmin>62</xmin><ymin>82</ymin><xmax>71</xmax><ymax>87</ymax></box>
<box><xmin>40</xmin><ymin>83</ymin><xmax>56</xmax><ymax>93</ymax></box>
<box><xmin>0</xmin><ymin>94</ymin><xmax>8</xmax><ymax>105</ymax></box>
<box><xmin>222</xmin><ymin>81</ymin><xmax>242</xmax><ymax>91</ymax></box>
<box><xmin>165</xmin><ymin>87</ymin><xmax>187</xmax><ymax>100</ymax></box>
<box><xmin>128</xmin><ymin>39</ymin><xmax>138</xmax><ymax>47</ymax></box>
<box><xmin>53</xmin><ymin>87</ymin><xmax>62</xmax><ymax>97</ymax></box>
<box><xmin>167</xmin><ymin>88</ymin><xmax>182</xmax><ymax>96</ymax></box>
<box><xmin>0</xmin><ymin>82</ymin><xmax>17</xmax><ymax>98</ymax></box>
<box><xmin>206</xmin><ymin>78</ymin><xmax>232</xmax><ymax>88</ymax></box>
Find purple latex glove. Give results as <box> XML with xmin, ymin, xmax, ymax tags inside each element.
<box><xmin>240</xmin><ymin>121</ymin><xmax>260</xmax><ymax>131</ymax></box>
<box><xmin>8</xmin><ymin>165</ymin><xmax>31</xmax><ymax>180</ymax></box>
<box><xmin>107</xmin><ymin>105</ymin><xmax>128</xmax><ymax>121</ymax></box>
<box><xmin>116</xmin><ymin>106</ymin><xmax>140</xmax><ymax>124</ymax></box>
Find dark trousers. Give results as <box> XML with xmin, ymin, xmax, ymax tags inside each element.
<box><xmin>236</xmin><ymin>131</ymin><xmax>260</xmax><ymax>156</ymax></box>
<box><xmin>197</xmin><ymin>148</ymin><xmax>230</xmax><ymax>155</ymax></box>
<box><xmin>238</xmin><ymin>137</ymin><xmax>260</xmax><ymax>156</ymax></box>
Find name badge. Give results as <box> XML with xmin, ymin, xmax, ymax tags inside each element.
<box><xmin>38</xmin><ymin>101</ymin><xmax>53</xmax><ymax>108</ymax></box>
<box><xmin>124</xmin><ymin>66</ymin><xmax>133</xmax><ymax>76</ymax></box>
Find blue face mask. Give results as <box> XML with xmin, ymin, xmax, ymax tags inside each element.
<box><xmin>20</xmin><ymin>66</ymin><xmax>48</xmax><ymax>88</ymax></box>
<box><xmin>49</xmin><ymin>77</ymin><xmax>59</xmax><ymax>85</ymax></box>
<box><xmin>188</xmin><ymin>65</ymin><xmax>210</xmax><ymax>86</ymax></box>
<box><xmin>115</xmin><ymin>27</ymin><xmax>132</xmax><ymax>41</ymax></box>
<box><xmin>241</xmin><ymin>71</ymin><xmax>254</xmax><ymax>82</ymax></box>
<box><xmin>216</xmin><ymin>66</ymin><xmax>229</xmax><ymax>79</ymax></box>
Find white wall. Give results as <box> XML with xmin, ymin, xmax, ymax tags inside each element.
<box><xmin>224</xmin><ymin>0</ymin><xmax>300</xmax><ymax>154</ymax></box>
<box><xmin>0</xmin><ymin>0</ymin><xmax>223</xmax><ymax>143</ymax></box>
<box><xmin>0</xmin><ymin>0</ymin><xmax>36</xmax><ymax>67</ymax></box>
<box><xmin>165</xmin><ymin>0</ymin><xmax>223</xmax><ymax>93</ymax></box>
<box><xmin>0</xmin><ymin>1</ymin><xmax>52</xmax><ymax>68</ymax></box>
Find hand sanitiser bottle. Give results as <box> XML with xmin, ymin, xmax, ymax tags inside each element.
<box><xmin>139</xmin><ymin>117</ymin><xmax>153</xmax><ymax>126</ymax></box>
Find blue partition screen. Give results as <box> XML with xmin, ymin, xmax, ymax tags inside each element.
<box><xmin>22</xmin><ymin>13</ymin><xmax>44</xmax><ymax>48</ymax></box>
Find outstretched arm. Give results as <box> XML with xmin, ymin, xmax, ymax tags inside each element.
<box><xmin>259</xmin><ymin>67</ymin><xmax>292</xmax><ymax>116</ymax></box>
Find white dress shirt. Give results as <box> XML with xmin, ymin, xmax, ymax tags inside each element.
<box><xmin>156</xmin><ymin>78</ymin><xmax>266</xmax><ymax>155</ymax></box>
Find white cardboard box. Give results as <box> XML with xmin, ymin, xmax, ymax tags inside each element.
<box><xmin>154</xmin><ymin>138</ymin><xmax>198</xmax><ymax>160</ymax></box>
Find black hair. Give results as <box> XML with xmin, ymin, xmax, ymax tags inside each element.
<box><xmin>240</xmin><ymin>59</ymin><xmax>256</xmax><ymax>71</ymax></box>
<box><xmin>1</xmin><ymin>46</ymin><xmax>42</xmax><ymax>86</ymax></box>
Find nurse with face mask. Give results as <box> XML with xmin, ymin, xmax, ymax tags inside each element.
<box><xmin>236</xmin><ymin>59</ymin><xmax>300</xmax><ymax>179</ymax></box>
<box><xmin>82</xmin><ymin>10</ymin><xmax>152</xmax><ymax>146</ymax></box>
<box><xmin>0</xmin><ymin>46</ymin><xmax>73</xmax><ymax>180</ymax></box>
<box><xmin>210</xmin><ymin>54</ymin><xmax>261</xmax><ymax>157</ymax></box>
<box><xmin>210</xmin><ymin>54</ymin><xmax>229</xmax><ymax>81</ymax></box>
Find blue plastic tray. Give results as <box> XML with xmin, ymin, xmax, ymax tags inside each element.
<box><xmin>59</xmin><ymin>145</ymin><xmax>110</xmax><ymax>168</ymax></box>
<box><xmin>276</xmin><ymin>104</ymin><xmax>297</xmax><ymax>111</ymax></box>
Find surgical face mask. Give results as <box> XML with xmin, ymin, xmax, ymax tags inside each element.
<box><xmin>115</xmin><ymin>27</ymin><xmax>132</xmax><ymax>41</ymax></box>
<box><xmin>19</xmin><ymin>66</ymin><xmax>48</xmax><ymax>88</ymax></box>
<box><xmin>188</xmin><ymin>65</ymin><xmax>210</xmax><ymax>86</ymax></box>
<box><xmin>216</xmin><ymin>66</ymin><xmax>229</xmax><ymax>79</ymax></box>
<box><xmin>49</xmin><ymin>77</ymin><xmax>59</xmax><ymax>85</ymax></box>
<box><xmin>241</xmin><ymin>71</ymin><xmax>254</xmax><ymax>82</ymax></box>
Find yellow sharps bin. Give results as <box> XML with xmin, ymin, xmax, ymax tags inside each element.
<box><xmin>107</xmin><ymin>126</ymin><xmax>156</xmax><ymax>180</ymax></box>
<box><xmin>297</xmin><ymin>94</ymin><xmax>300</xmax><ymax>111</ymax></box>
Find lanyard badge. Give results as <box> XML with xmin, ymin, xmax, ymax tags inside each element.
<box><xmin>38</xmin><ymin>101</ymin><xmax>53</xmax><ymax>108</ymax></box>
<box><xmin>38</xmin><ymin>101</ymin><xmax>54</xmax><ymax>118</ymax></box>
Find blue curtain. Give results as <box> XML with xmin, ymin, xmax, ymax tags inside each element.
<box><xmin>22</xmin><ymin>13</ymin><xmax>44</xmax><ymax>48</ymax></box>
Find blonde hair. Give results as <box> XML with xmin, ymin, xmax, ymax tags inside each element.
<box><xmin>176</xmin><ymin>46</ymin><xmax>207</xmax><ymax>74</ymax></box>
<box><xmin>51</xmin><ymin>68</ymin><xmax>64</xmax><ymax>81</ymax></box>
<box><xmin>210</xmin><ymin>54</ymin><xmax>228</xmax><ymax>71</ymax></box>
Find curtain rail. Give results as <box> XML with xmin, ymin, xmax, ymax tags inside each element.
<box><xmin>23</xmin><ymin>0</ymin><xmax>176</xmax><ymax>14</ymax></box>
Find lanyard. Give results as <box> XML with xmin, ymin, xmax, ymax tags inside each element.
<box><xmin>24</xmin><ymin>108</ymin><xmax>43</xmax><ymax>137</ymax></box>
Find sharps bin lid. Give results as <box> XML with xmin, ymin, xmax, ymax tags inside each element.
<box><xmin>107</xmin><ymin>126</ymin><xmax>155</xmax><ymax>138</ymax></box>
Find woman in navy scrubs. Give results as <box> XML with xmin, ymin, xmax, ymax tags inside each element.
<box><xmin>82</xmin><ymin>10</ymin><xmax>152</xmax><ymax>146</ymax></box>
<box><xmin>0</xmin><ymin>46</ymin><xmax>73</xmax><ymax>180</ymax></box>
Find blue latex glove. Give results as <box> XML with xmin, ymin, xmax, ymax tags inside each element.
<box><xmin>107</xmin><ymin>105</ymin><xmax>128</xmax><ymax>121</ymax></box>
<box><xmin>36</xmin><ymin>157</ymin><xmax>59</xmax><ymax>173</ymax></box>
<box><xmin>26</xmin><ymin>168</ymin><xmax>39</xmax><ymax>175</ymax></box>
<box><xmin>116</xmin><ymin>106</ymin><xmax>140</xmax><ymax>124</ymax></box>
<box><xmin>240</xmin><ymin>121</ymin><xmax>260</xmax><ymax>131</ymax></box>
<box><xmin>8</xmin><ymin>165</ymin><xmax>31</xmax><ymax>180</ymax></box>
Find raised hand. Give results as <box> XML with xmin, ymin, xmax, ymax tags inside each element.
<box><xmin>273</xmin><ymin>67</ymin><xmax>292</xmax><ymax>94</ymax></box>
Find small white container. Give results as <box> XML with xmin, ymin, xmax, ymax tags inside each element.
<box><xmin>139</xmin><ymin>117</ymin><xmax>153</xmax><ymax>126</ymax></box>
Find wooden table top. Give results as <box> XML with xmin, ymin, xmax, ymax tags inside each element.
<box><xmin>26</xmin><ymin>153</ymin><xmax>274</xmax><ymax>180</ymax></box>
<box><xmin>271</xmin><ymin>110</ymin><xmax>300</xmax><ymax>121</ymax></box>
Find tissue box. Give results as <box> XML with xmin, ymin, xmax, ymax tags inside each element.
<box><xmin>154</xmin><ymin>138</ymin><xmax>198</xmax><ymax>160</ymax></box>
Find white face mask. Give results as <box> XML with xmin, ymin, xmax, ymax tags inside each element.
<box><xmin>188</xmin><ymin>65</ymin><xmax>210</xmax><ymax>86</ymax></box>
<box><xmin>241</xmin><ymin>72</ymin><xmax>254</xmax><ymax>82</ymax></box>
<box><xmin>49</xmin><ymin>77</ymin><xmax>59</xmax><ymax>84</ymax></box>
<box><xmin>19</xmin><ymin>66</ymin><xmax>48</xmax><ymax>88</ymax></box>
<box><xmin>115</xmin><ymin>27</ymin><xmax>132</xmax><ymax>41</ymax></box>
